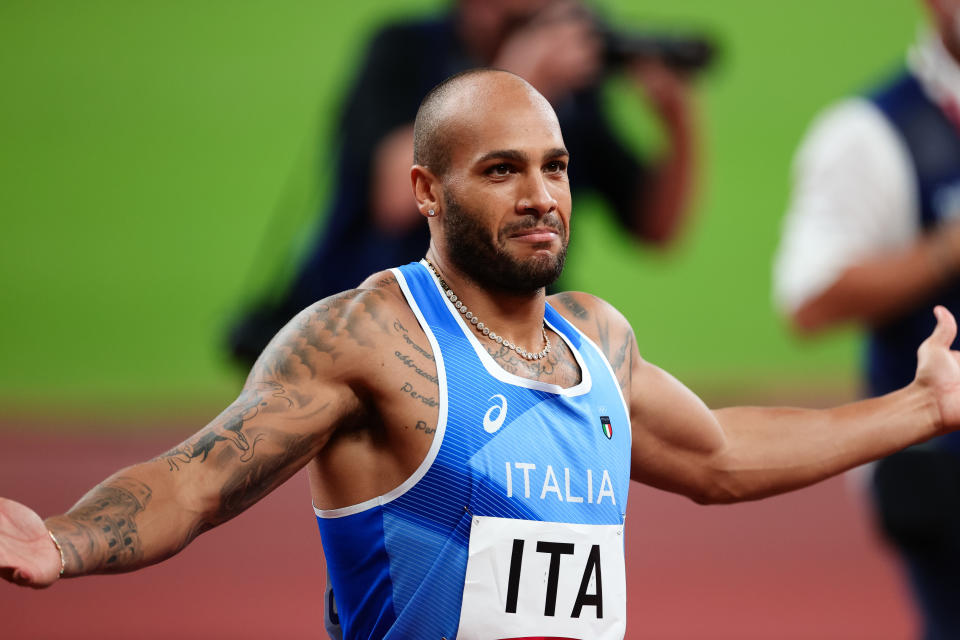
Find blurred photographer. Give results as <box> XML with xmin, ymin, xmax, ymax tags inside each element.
<box><xmin>230</xmin><ymin>0</ymin><xmax>710</xmax><ymax>365</ymax></box>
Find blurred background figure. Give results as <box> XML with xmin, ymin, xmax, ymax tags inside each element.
<box><xmin>774</xmin><ymin>1</ymin><xmax>960</xmax><ymax>637</ymax></box>
<box><xmin>227</xmin><ymin>0</ymin><xmax>712</xmax><ymax>366</ymax></box>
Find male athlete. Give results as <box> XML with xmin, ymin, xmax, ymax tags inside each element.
<box><xmin>4</xmin><ymin>69</ymin><xmax>960</xmax><ymax>639</ymax></box>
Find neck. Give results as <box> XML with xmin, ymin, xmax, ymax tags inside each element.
<box><xmin>424</xmin><ymin>249</ymin><xmax>549</xmax><ymax>357</ymax></box>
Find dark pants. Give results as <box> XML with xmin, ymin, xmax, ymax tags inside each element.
<box><xmin>872</xmin><ymin>448</ymin><xmax>960</xmax><ymax>640</ymax></box>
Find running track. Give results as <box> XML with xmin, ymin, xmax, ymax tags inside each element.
<box><xmin>0</xmin><ymin>429</ymin><xmax>916</xmax><ymax>639</ymax></box>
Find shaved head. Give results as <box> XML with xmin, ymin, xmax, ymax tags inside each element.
<box><xmin>413</xmin><ymin>68</ymin><xmax>558</xmax><ymax>176</ymax></box>
<box><xmin>410</xmin><ymin>68</ymin><xmax>571</xmax><ymax>293</ymax></box>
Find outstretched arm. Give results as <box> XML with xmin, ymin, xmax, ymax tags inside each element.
<box><xmin>553</xmin><ymin>292</ymin><xmax>959</xmax><ymax>504</ymax></box>
<box><xmin>629</xmin><ymin>305</ymin><xmax>958</xmax><ymax>503</ymax></box>
<box><xmin>0</xmin><ymin>288</ymin><xmax>381</xmax><ymax>587</ymax></box>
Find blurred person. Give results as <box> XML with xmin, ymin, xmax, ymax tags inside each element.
<box><xmin>774</xmin><ymin>1</ymin><xmax>960</xmax><ymax>637</ymax></box>
<box><xmin>228</xmin><ymin>0</ymin><xmax>703</xmax><ymax>366</ymax></box>
<box><xmin>5</xmin><ymin>69</ymin><xmax>960</xmax><ymax>639</ymax></box>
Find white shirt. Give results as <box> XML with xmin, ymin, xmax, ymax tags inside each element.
<box><xmin>773</xmin><ymin>34</ymin><xmax>960</xmax><ymax>313</ymax></box>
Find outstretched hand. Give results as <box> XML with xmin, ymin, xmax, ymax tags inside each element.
<box><xmin>0</xmin><ymin>497</ymin><xmax>62</xmax><ymax>588</ymax></box>
<box><xmin>915</xmin><ymin>306</ymin><xmax>960</xmax><ymax>435</ymax></box>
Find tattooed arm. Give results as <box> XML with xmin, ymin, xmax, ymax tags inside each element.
<box><xmin>1</xmin><ymin>287</ymin><xmax>394</xmax><ymax>587</ymax></box>
<box><xmin>553</xmin><ymin>292</ymin><xmax>959</xmax><ymax>505</ymax></box>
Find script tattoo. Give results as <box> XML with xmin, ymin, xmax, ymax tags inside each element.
<box><xmin>393</xmin><ymin>320</ymin><xmax>435</xmax><ymax>362</ymax></box>
<box><xmin>395</xmin><ymin>350</ymin><xmax>438</xmax><ymax>384</ymax></box>
<box><xmin>401</xmin><ymin>381</ymin><xmax>438</xmax><ymax>407</ymax></box>
<box><xmin>413</xmin><ymin>420</ymin><xmax>436</xmax><ymax>435</ymax></box>
<box><xmin>372</xmin><ymin>273</ymin><xmax>398</xmax><ymax>289</ymax></box>
<box><xmin>555</xmin><ymin>292</ymin><xmax>589</xmax><ymax>320</ymax></box>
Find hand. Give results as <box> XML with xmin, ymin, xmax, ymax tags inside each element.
<box><xmin>915</xmin><ymin>306</ymin><xmax>960</xmax><ymax>435</ymax></box>
<box><xmin>492</xmin><ymin>0</ymin><xmax>603</xmax><ymax>103</ymax></box>
<box><xmin>627</xmin><ymin>58</ymin><xmax>693</xmax><ymax>125</ymax></box>
<box><xmin>0</xmin><ymin>497</ymin><xmax>62</xmax><ymax>588</ymax></box>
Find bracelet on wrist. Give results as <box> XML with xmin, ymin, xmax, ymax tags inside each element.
<box><xmin>47</xmin><ymin>530</ymin><xmax>65</xmax><ymax>577</ymax></box>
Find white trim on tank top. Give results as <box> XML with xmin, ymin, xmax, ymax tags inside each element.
<box><xmin>575</xmin><ymin>330</ymin><xmax>632</xmax><ymax>445</ymax></box>
<box><xmin>418</xmin><ymin>259</ymin><xmax>592</xmax><ymax>397</ymax></box>
<box><xmin>313</xmin><ymin>266</ymin><xmax>450</xmax><ymax>519</ymax></box>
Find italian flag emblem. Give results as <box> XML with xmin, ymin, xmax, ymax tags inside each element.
<box><xmin>600</xmin><ymin>415</ymin><xmax>613</xmax><ymax>439</ymax></box>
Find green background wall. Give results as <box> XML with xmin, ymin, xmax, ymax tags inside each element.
<box><xmin>0</xmin><ymin>1</ymin><xmax>924</xmax><ymax>421</ymax></box>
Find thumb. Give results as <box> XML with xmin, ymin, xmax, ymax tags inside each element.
<box><xmin>928</xmin><ymin>305</ymin><xmax>957</xmax><ymax>348</ymax></box>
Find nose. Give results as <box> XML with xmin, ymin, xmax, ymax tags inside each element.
<box><xmin>516</xmin><ymin>172</ymin><xmax>558</xmax><ymax>217</ymax></box>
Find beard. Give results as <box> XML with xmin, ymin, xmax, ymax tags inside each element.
<box><xmin>441</xmin><ymin>188</ymin><xmax>568</xmax><ymax>293</ymax></box>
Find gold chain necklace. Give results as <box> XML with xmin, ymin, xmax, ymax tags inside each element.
<box><xmin>424</xmin><ymin>259</ymin><xmax>551</xmax><ymax>361</ymax></box>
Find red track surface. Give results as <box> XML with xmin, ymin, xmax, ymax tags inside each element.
<box><xmin>0</xmin><ymin>430</ymin><xmax>917</xmax><ymax>639</ymax></box>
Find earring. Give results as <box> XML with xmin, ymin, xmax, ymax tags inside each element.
<box><xmin>427</xmin><ymin>209</ymin><xmax>436</xmax><ymax>217</ymax></box>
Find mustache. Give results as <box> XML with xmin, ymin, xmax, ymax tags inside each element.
<box><xmin>499</xmin><ymin>213</ymin><xmax>566</xmax><ymax>239</ymax></box>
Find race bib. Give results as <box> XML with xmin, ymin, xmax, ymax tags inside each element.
<box><xmin>457</xmin><ymin>516</ymin><xmax>626</xmax><ymax>640</ymax></box>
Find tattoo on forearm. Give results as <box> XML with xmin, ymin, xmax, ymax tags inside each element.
<box><xmin>50</xmin><ymin>477</ymin><xmax>152</xmax><ymax>574</ymax></box>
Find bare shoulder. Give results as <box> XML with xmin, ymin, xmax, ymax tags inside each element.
<box><xmin>549</xmin><ymin>291</ymin><xmax>633</xmax><ymax>351</ymax></box>
<box><xmin>255</xmin><ymin>270</ymin><xmax>415</xmax><ymax>386</ymax></box>
<box><xmin>357</xmin><ymin>269</ymin><xmax>404</xmax><ymax>294</ymax></box>
<box><xmin>549</xmin><ymin>290</ymin><xmax>637</xmax><ymax>396</ymax></box>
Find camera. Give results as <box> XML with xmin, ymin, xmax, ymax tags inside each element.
<box><xmin>597</xmin><ymin>23</ymin><xmax>717</xmax><ymax>74</ymax></box>
<box><xmin>552</xmin><ymin>2</ymin><xmax>718</xmax><ymax>74</ymax></box>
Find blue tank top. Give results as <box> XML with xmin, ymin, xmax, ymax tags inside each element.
<box><xmin>315</xmin><ymin>260</ymin><xmax>633</xmax><ymax>639</ymax></box>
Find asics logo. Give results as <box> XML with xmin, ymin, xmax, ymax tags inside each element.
<box><xmin>483</xmin><ymin>394</ymin><xmax>508</xmax><ymax>433</ymax></box>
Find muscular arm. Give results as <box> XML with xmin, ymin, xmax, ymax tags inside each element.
<box><xmin>628</xmin><ymin>361</ymin><xmax>941</xmax><ymax>504</ymax></box>
<box><xmin>4</xmin><ymin>287</ymin><xmax>397</xmax><ymax>584</ymax></box>
<box><xmin>553</xmin><ymin>292</ymin><xmax>958</xmax><ymax>505</ymax></box>
<box><xmin>44</xmin><ymin>374</ymin><xmax>335</xmax><ymax>577</ymax></box>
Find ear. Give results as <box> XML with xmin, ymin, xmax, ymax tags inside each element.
<box><xmin>412</xmin><ymin>164</ymin><xmax>441</xmax><ymax>219</ymax></box>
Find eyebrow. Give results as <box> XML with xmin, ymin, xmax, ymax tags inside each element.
<box><xmin>543</xmin><ymin>147</ymin><xmax>570</xmax><ymax>161</ymax></box>
<box><xmin>475</xmin><ymin>147</ymin><xmax>570</xmax><ymax>164</ymax></box>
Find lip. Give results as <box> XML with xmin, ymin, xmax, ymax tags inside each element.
<box><xmin>508</xmin><ymin>227</ymin><xmax>560</xmax><ymax>243</ymax></box>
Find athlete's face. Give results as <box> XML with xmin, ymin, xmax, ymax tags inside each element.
<box><xmin>437</xmin><ymin>83</ymin><xmax>572</xmax><ymax>293</ymax></box>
